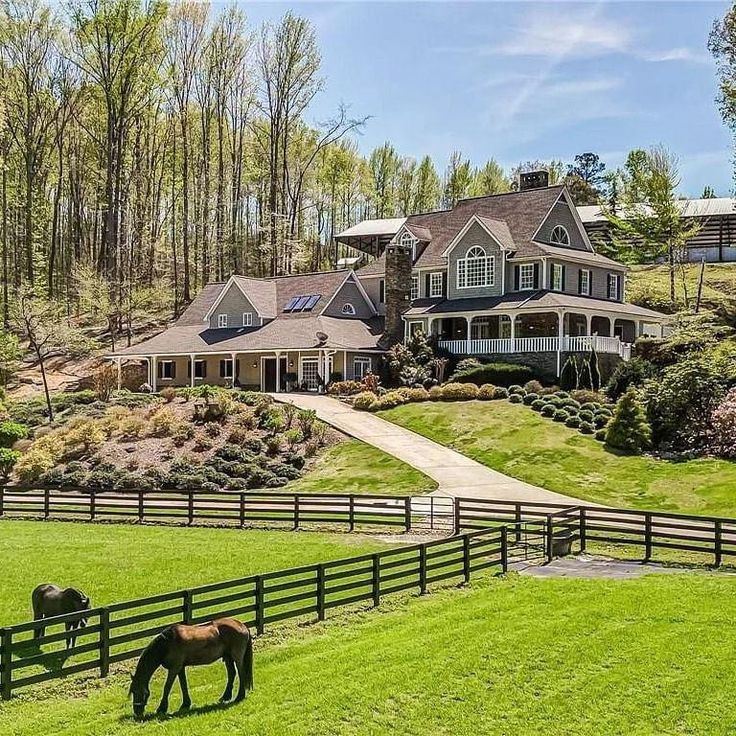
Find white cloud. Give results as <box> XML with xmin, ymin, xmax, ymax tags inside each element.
<box><xmin>644</xmin><ymin>47</ymin><xmax>712</xmax><ymax>65</ymax></box>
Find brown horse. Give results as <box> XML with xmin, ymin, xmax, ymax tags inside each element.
<box><xmin>129</xmin><ymin>618</ymin><xmax>254</xmax><ymax>719</ymax></box>
<box><xmin>32</xmin><ymin>584</ymin><xmax>91</xmax><ymax>649</ymax></box>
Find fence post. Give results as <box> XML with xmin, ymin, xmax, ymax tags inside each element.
<box><xmin>463</xmin><ymin>534</ymin><xmax>471</xmax><ymax>583</ymax></box>
<box><xmin>239</xmin><ymin>493</ymin><xmax>246</xmax><ymax>527</ymax></box>
<box><xmin>453</xmin><ymin>498</ymin><xmax>461</xmax><ymax>535</ymax></box>
<box><xmin>1</xmin><ymin>628</ymin><xmax>11</xmax><ymax>700</ymax></box>
<box><xmin>316</xmin><ymin>564</ymin><xmax>325</xmax><ymax>622</ymax></box>
<box><xmin>501</xmin><ymin>527</ymin><xmax>508</xmax><ymax>573</ymax></box>
<box><xmin>515</xmin><ymin>503</ymin><xmax>522</xmax><ymax>543</ymax></box>
<box><xmin>348</xmin><ymin>495</ymin><xmax>355</xmax><ymax>532</ymax></box>
<box><xmin>715</xmin><ymin>520</ymin><xmax>723</xmax><ymax>568</ymax></box>
<box><xmin>0</xmin><ymin>485</ymin><xmax>4</xmax><ymax>517</ymax></box>
<box><xmin>372</xmin><ymin>554</ymin><xmax>380</xmax><ymax>607</ymax></box>
<box><xmin>579</xmin><ymin>508</ymin><xmax>587</xmax><ymax>553</ymax></box>
<box><xmin>99</xmin><ymin>609</ymin><xmax>110</xmax><ymax>677</ymax></box>
<box><xmin>138</xmin><ymin>490</ymin><xmax>144</xmax><ymax>523</ymax></box>
<box><xmin>187</xmin><ymin>491</ymin><xmax>194</xmax><ymax>526</ymax></box>
<box><xmin>255</xmin><ymin>576</ymin><xmax>265</xmax><ymax>635</ymax></box>
<box><xmin>419</xmin><ymin>544</ymin><xmax>427</xmax><ymax>594</ymax></box>
<box><xmin>90</xmin><ymin>491</ymin><xmax>96</xmax><ymax>521</ymax></box>
<box><xmin>293</xmin><ymin>495</ymin><xmax>300</xmax><ymax>531</ymax></box>
<box><xmin>404</xmin><ymin>497</ymin><xmax>412</xmax><ymax>533</ymax></box>
<box><xmin>43</xmin><ymin>487</ymin><xmax>50</xmax><ymax>519</ymax></box>
<box><xmin>546</xmin><ymin>514</ymin><xmax>553</xmax><ymax>562</ymax></box>
<box><xmin>182</xmin><ymin>590</ymin><xmax>193</xmax><ymax>624</ymax></box>
<box><xmin>644</xmin><ymin>513</ymin><xmax>652</xmax><ymax>562</ymax></box>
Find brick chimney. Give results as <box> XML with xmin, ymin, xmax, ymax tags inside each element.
<box><xmin>383</xmin><ymin>241</ymin><xmax>413</xmax><ymax>345</ymax></box>
<box><xmin>519</xmin><ymin>170</ymin><xmax>550</xmax><ymax>191</ymax></box>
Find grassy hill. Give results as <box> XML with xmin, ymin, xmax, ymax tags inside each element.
<box><xmin>627</xmin><ymin>262</ymin><xmax>736</xmax><ymax>315</ymax></box>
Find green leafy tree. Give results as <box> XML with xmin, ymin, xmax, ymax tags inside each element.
<box><xmin>605</xmin><ymin>388</ymin><xmax>652</xmax><ymax>454</ymax></box>
<box><xmin>413</xmin><ymin>156</ymin><xmax>441</xmax><ymax>212</ymax></box>
<box><xmin>368</xmin><ymin>142</ymin><xmax>399</xmax><ymax>217</ymax></box>
<box><xmin>0</xmin><ymin>330</ymin><xmax>21</xmax><ymax>388</ymax></box>
<box><xmin>565</xmin><ymin>152</ymin><xmax>606</xmax><ymax>205</ymax></box>
<box><xmin>470</xmin><ymin>159</ymin><xmax>510</xmax><ymax>196</ymax></box>
<box><xmin>442</xmin><ymin>151</ymin><xmax>472</xmax><ymax>207</ymax></box>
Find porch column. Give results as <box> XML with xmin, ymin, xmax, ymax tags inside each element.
<box><xmin>343</xmin><ymin>350</ymin><xmax>348</xmax><ymax>380</ymax></box>
<box><xmin>635</xmin><ymin>320</ymin><xmax>642</xmax><ymax>338</ymax></box>
<box><xmin>509</xmin><ymin>315</ymin><xmax>516</xmax><ymax>352</ymax></box>
<box><xmin>275</xmin><ymin>351</ymin><xmax>282</xmax><ymax>393</ymax></box>
<box><xmin>116</xmin><ymin>357</ymin><xmax>122</xmax><ymax>391</ymax></box>
<box><xmin>189</xmin><ymin>354</ymin><xmax>195</xmax><ymax>388</ymax></box>
<box><xmin>465</xmin><ymin>316</ymin><xmax>472</xmax><ymax>354</ymax></box>
<box><xmin>152</xmin><ymin>356</ymin><xmax>157</xmax><ymax>392</ymax></box>
<box><xmin>557</xmin><ymin>311</ymin><xmax>564</xmax><ymax>377</ymax></box>
<box><xmin>231</xmin><ymin>352</ymin><xmax>237</xmax><ymax>387</ymax></box>
<box><xmin>585</xmin><ymin>314</ymin><xmax>592</xmax><ymax>336</ymax></box>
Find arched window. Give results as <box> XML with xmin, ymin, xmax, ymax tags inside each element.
<box><xmin>398</xmin><ymin>230</ymin><xmax>417</xmax><ymax>261</ymax></box>
<box><xmin>550</xmin><ymin>225</ymin><xmax>570</xmax><ymax>245</ymax></box>
<box><xmin>341</xmin><ymin>303</ymin><xmax>356</xmax><ymax>315</ymax></box>
<box><xmin>457</xmin><ymin>246</ymin><xmax>494</xmax><ymax>289</ymax></box>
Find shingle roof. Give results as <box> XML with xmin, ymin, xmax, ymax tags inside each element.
<box><xmin>404</xmin><ymin>290</ymin><xmax>668</xmax><ymax>320</ymax></box>
<box><xmin>517</xmin><ymin>243</ymin><xmax>625</xmax><ymax>268</ymax></box>
<box><xmin>112</xmin><ymin>315</ymin><xmax>385</xmax><ymax>357</ymax></box>
<box><xmin>177</xmin><ymin>283</ymin><xmax>226</xmax><ymax>325</ymax></box>
<box><xmin>272</xmin><ymin>270</ymin><xmax>350</xmax><ymax>318</ymax></box>
<box><xmin>232</xmin><ymin>276</ymin><xmax>277</xmax><ymax>318</ymax></box>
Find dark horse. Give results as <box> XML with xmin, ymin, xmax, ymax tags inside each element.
<box><xmin>32</xmin><ymin>584</ymin><xmax>91</xmax><ymax>649</ymax></box>
<box><xmin>129</xmin><ymin>618</ymin><xmax>254</xmax><ymax>720</ymax></box>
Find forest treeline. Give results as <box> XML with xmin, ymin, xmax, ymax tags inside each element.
<box><xmin>0</xmin><ymin>0</ymin><xmax>616</xmax><ymax>328</ymax></box>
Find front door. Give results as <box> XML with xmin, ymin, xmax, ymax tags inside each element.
<box><xmin>262</xmin><ymin>357</ymin><xmax>288</xmax><ymax>392</ymax></box>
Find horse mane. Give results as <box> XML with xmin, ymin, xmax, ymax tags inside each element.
<box><xmin>132</xmin><ymin>627</ymin><xmax>175</xmax><ymax>684</ymax></box>
<box><xmin>68</xmin><ymin>588</ymin><xmax>90</xmax><ymax>608</ymax></box>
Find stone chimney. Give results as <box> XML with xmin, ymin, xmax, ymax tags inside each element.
<box><xmin>518</xmin><ymin>170</ymin><xmax>550</xmax><ymax>191</ymax></box>
<box><xmin>383</xmin><ymin>241</ymin><xmax>413</xmax><ymax>345</ymax></box>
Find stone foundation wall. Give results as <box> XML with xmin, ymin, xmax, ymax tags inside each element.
<box><xmin>473</xmin><ymin>350</ymin><xmax>623</xmax><ymax>383</ymax></box>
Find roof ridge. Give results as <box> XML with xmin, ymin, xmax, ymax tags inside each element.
<box><xmin>266</xmin><ymin>268</ymin><xmax>350</xmax><ymax>281</ymax></box>
<box><xmin>455</xmin><ymin>184</ymin><xmax>564</xmax><ymax>207</ymax></box>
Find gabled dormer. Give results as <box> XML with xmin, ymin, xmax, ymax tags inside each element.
<box><xmin>533</xmin><ymin>188</ymin><xmax>593</xmax><ymax>252</ymax></box>
<box><xmin>202</xmin><ymin>276</ymin><xmax>276</xmax><ymax>329</ymax></box>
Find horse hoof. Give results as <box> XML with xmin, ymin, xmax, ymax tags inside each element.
<box><xmin>180</xmin><ymin>703</ymin><xmax>191</xmax><ymax>711</ymax></box>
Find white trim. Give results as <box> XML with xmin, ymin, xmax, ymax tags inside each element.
<box><xmin>260</xmin><ymin>355</ymin><xmax>287</xmax><ymax>392</ymax></box>
<box><xmin>457</xmin><ymin>248</ymin><xmax>495</xmax><ymax>290</ymax></box>
<box><xmin>440</xmin><ymin>214</ymin><xmax>511</xmax><ymax>258</ymax></box>
<box><xmin>579</xmin><ymin>269</ymin><xmax>591</xmax><ymax>296</ymax></box>
<box><xmin>429</xmin><ymin>271</ymin><xmax>444</xmax><ymax>298</ymax></box>
<box><xmin>607</xmin><ymin>272</ymin><xmax>621</xmax><ymax>300</ymax></box>
<box><xmin>106</xmin><ymin>347</ymin><xmax>387</xmax><ymax>361</ymax></box>
<box><xmin>217</xmin><ymin>314</ymin><xmax>228</xmax><ymax>328</ymax></box>
<box><xmin>353</xmin><ymin>355</ymin><xmax>372</xmax><ymax>380</ymax></box>
<box><xmin>519</xmin><ymin>263</ymin><xmax>536</xmax><ymax>291</ymax></box>
<box><xmin>158</xmin><ymin>359</ymin><xmax>175</xmax><ymax>381</ymax></box>
<box><xmin>550</xmin><ymin>225</ymin><xmax>570</xmax><ymax>246</ymax></box>
<box><xmin>242</xmin><ymin>312</ymin><xmax>253</xmax><ymax>327</ymax></box>
<box><xmin>341</xmin><ymin>303</ymin><xmax>356</xmax><ymax>315</ymax></box>
<box><xmin>551</xmin><ymin>263</ymin><xmax>563</xmax><ymax>292</ymax></box>
<box><xmin>203</xmin><ymin>275</ymin><xmax>262</xmax><ymax>322</ymax></box>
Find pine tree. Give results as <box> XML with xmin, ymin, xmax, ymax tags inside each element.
<box><xmin>589</xmin><ymin>346</ymin><xmax>601</xmax><ymax>391</ymax></box>
<box><xmin>605</xmin><ymin>388</ymin><xmax>652</xmax><ymax>454</ymax></box>
<box><xmin>559</xmin><ymin>356</ymin><xmax>578</xmax><ymax>391</ymax></box>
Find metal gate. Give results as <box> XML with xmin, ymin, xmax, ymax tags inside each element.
<box><xmin>410</xmin><ymin>495</ymin><xmax>455</xmax><ymax>533</ymax></box>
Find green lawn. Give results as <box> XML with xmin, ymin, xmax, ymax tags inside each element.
<box><xmin>288</xmin><ymin>439</ymin><xmax>436</xmax><ymax>495</ymax></box>
<box><xmin>0</xmin><ymin>520</ymin><xmax>390</xmax><ymax>626</ymax></box>
<box><xmin>2</xmin><ymin>572</ymin><xmax>736</xmax><ymax>734</ymax></box>
<box><xmin>379</xmin><ymin>401</ymin><xmax>736</xmax><ymax>516</ymax></box>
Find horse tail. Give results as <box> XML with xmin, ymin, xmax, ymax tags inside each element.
<box><xmin>31</xmin><ymin>586</ymin><xmax>44</xmax><ymax>620</ymax></box>
<box><xmin>243</xmin><ymin>632</ymin><xmax>254</xmax><ymax>691</ymax></box>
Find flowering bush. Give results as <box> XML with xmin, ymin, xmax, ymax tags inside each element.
<box><xmin>353</xmin><ymin>391</ymin><xmax>378</xmax><ymax>411</ymax></box>
<box><xmin>328</xmin><ymin>381</ymin><xmax>363</xmax><ymax>396</ymax></box>
<box><xmin>710</xmin><ymin>388</ymin><xmax>736</xmax><ymax>459</ymax></box>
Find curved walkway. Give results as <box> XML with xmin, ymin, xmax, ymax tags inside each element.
<box><xmin>272</xmin><ymin>394</ymin><xmax>584</xmax><ymax>505</ymax></box>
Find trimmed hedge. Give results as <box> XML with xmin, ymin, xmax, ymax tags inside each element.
<box><xmin>449</xmin><ymin>362</ymin><xmax>535</xmax><ymax>388</ymax></box>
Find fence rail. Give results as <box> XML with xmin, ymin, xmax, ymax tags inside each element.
<box><xmin>0</xmin><ymin>526</ymin><xmax>506</xmax><ymax>700</ymax></box>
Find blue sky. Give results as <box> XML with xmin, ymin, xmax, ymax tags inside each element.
<box><xmin>241</xmin><ymin>1</ymin><xmax>733</xmax><ymax>197</ymax></box>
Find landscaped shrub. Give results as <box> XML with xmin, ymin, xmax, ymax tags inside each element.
<box><xmin>565</xmin><ymin>415</ymin><xmax>581</xmax><ymax>429</ymax></box>
<box><xmin>313</xmin><ymin>422</ymin><xmax>329</xmax><ymax>446</ymax></box>
<box><xmin>605</xmin><ymin>389</ymin><xmax>652</xmax><ymax>454</ymax></box>
<box><xmin>571</xmin><ymin>390</ymin><xmax>605</xmax><ymax>406</ymax></box>
<box><xmin>192</xmin><ymin>431</ymin><xmax>214</xmax><ymax>452</ymax></box>
<box><xmin>538</xmin><ymin>386</ymin><xmax>559</xmax><ymax>396</ymax></box>
<box><xmin>60</xmin><ymin>418</ymin><xmax>107</xmax><ymax>457</ymax></box>
<box><xmin>541</xmin><ymin>404</ymin><xmax>555</xmax><ymax>417</ymax></box>
<box><xmin>149</xmin><ymin>407</ymin><xmax>179</xmax><ymax>437</ymax></box>
<box><xmin>523</xmin><ymin>380</ymin><xmax>544</xmax><ymax>394</ymax></box>
<box><xmin>594</xmin><ymin>414</ymin><xmax>610</xmax><ymax>429</ymax></box>
<box><xmin>0</xmin><ymin>448</ymin><xmax>20</xmax><ymax>478</ymax></box>
<box><xmin>606</xmin><ymin>357</ymin><xmax>656</xmax><ymax>401</ymax></box>
<box><xmin>265</xmin><ymin>435</ymin><xmax>282</xmax><ymax>455</ymax></box>
<box><xmin>285</xmin><ymin>452</ymin><xmax>305</xmax><ymax>469</ymax></box>
<box><xmin>531</xmin><ymin>399</ymin><xmax>546</xmax><ymax>411</ymax></box>
<box><xmin>117</xmin><ymin>414</ymin><xmax>148</xmax><ymax>440</ymax></box>
<box><xmin>172</xmin><ymin>423</ymin><xmax>195</xmax><ymax>446</ymax></box>
<box><xmin>428</xmin><ymin>386</ymin><xmax>443</xmax><ymax>401</ymax></box>
<box><xmin>353</xmin><ymin>391</ymin><xmax>378</xmax><ymax>411</ymax></box>
<box><xmin>244</xmin><ymin>437</ymin><xmax>263</xmax><ymax>455</ymax></box>
<box><xmin>579</xmin><ymin>402</ymin><xmax>599</xmax><ymax>412</ymax></box>
<box><xmin>405</xmin><ymin>387</ymin><xmax>430</xmax><ymax>402</ymax></box>
<box><xmin>15</xmin><ymin>448</ymin><xmax>56</xmax><ymax>483</ymax></box>
<box><xmin>562</xmin><ymin>399</ymin><xmax>581</xmax><ymax>411</ymax></box>
<box><xmin>0</xmin><ymin>421</ymin><xmax>28</xmax><ymax>448</ymax></box>
<box><xmin>327</xmin><ymin>381</ymin><xmax>363</xmax><ymax>396</ymax></box>
<box><xmin>284</xmin><ymin>428</ymin><xmax>303</xmax><ymax>451</ymax></box>
<box><xmin>578</xmin><ymin>410</ymin><xmax>595</xmax><ymax>423</ymax></box>
<box><xmin>449</xmin><ymin>362</ymin><xmax>535</xmax><ymax>388</ymax></box>
<box><xmin>508</xmin><ymin>385</ymin><xmax>525</xmax><ymax>396</ymax></box>
<box><xmin>297</xmin><ymin>409</ymin><xmax>317</xmax><ymax>438</ymax></box>
<box><xmin>477</xmin><ymin>384</ymin><xmax>497</xmax><ymax>400</ymax></box>
<box><xmin>579</xmin><ymin>421</ymin><xmax>595</xmax><ymax>435</ymax></box>
<box><xmin>160</xmin><ymin>387</ymin><xmax>177</xmax><ymax>403</ymax></box>
<box><xmin>594</xmin><ymin>428</ymin><xmax>607</xmax><ymax>442</ymax></box>
<box><xmin>554</xmin><ymin>391</ymin><xmax>570</xmax><ymax>399</ymax></box>
<box><xmin>709</xmin><ymin>387</ymin><xmax>736</xmax><ymax>459</ymax></box>
<box><xmin>509</xmin><ymin>393</ymin><xmax>523</xmax><ymax>404</ymax></box>
<box><xmin>440</xmin><ymin>383</ymin><xmax>478</xmax><ymax>401</ymax></box>
<box><xmin>92</xmin><ymin>365</ymin><xmax>118</xmax><ymax>402</ymax></box>
<box><xmin>553</xmin><ymin>409</ymin><xmax>569</xmax><ymax>422</ymax></box>
<box><xmin>494</xmin><ymin>387</ymin><xmax>509</xmax><ymax>399</ymax></box>
<box><xmin>204</xmin><ymin>422</ymin><xmax>222</xmax><ymax>438</ymax></box>
<box><xmin>225</xmin><ymin>477</ymin><xmax>249</xmax><ymax>491</ymax></box>
<box><xmin>596</xmin><ymin>407</ymin><xmax>613</xmax><ymax>418</ymax></box>
<box><xmin>303</xmin><ymin>439</ymin><xmax>319</xmax><ymax>458</ymax></box>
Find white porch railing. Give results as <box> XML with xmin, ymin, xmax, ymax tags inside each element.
<box><xmin>437</xmin><ymin>334</ymin><xmax>632</xmax><ymax>359</ymax></box>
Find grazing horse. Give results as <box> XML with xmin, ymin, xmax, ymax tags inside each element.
<box><xmin>129</xmin><ymin>618</ymin><xmax>254</xmax><ymax>720</ymax></box>
<box><xmin>32</xmin><ymin>584</ymin><xmax>91</xmax><ymax>649</ymax></box>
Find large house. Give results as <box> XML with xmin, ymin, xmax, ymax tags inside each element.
<box><xmin>109</xmin><ymin>177</ymin><xmax>668</xmax><ymax>390</ymax></box>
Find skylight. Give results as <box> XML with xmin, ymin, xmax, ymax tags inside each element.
<box><xmin>284</xmin><ymin>294</ymin><xmax>322</xmax><ymax>313</ymax></box>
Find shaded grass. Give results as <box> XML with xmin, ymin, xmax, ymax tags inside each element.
<box><xmin>2</xmin><ymin>572</ymin><xmax>736</xmax><ymax>734</ymax></box>
<box><xmin>288</xmin><ymin>439</ymin><xmax>436</xmax><ymax>496</ymax></box>
<box><xmin>379</xmin><ymin>401</ymin><xmax>736</xmax><ymax>516</ymax></box>
<box><xmin>0</xmin><ymin>520</ymin><xmax>390</xmax><ymax>626</ymax></box>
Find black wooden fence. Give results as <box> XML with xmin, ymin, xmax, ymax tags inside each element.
<box><xmin>0</xmin><ymin>526</ymin><xmax>507</xmax><ymax>700</ymax></box>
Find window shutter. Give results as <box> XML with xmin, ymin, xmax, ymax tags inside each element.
<box><xmin>201</xmin><ymin>361</ymin><xmax>207</xmax><ymax>378</ymax></box>
<box><xmin>219</xmin><ymin>360</ymin><xmax>225</xmax><ymax>378</ymax></box>
<box><xmin>514</xmin><ymin>265</ymin><xmax>520</xmax><ymax>291</ymax></box>
<box><xmin>236</xmin><ymin>359</ymin><xmax>241</xmax><ymax>375</ymax></box>
<box><xmin>617</xmin><ymin>275</ymin><xmax>622</xmax><ymax>301</ymax></box>
<box><xmin>588</xmin><ymin>270</ymin><xmax>593</xmax><ymax>295</ymax></box>
<box><xmin>577</xmin><ymin>270</ymin><xmax>582</xmax><ymax>294</ymax></box>
<box><xmin>157</xmin><ymin>362</ymin><xmax>163</xmax><ymax>379</ymax></box>
<box><xmin>533</xmin><ymin>263</ymin><xmax>540</xmax><ymax>289</ymax></box>
<box><xmin>170</xmin><ymin>362</ymin><xmax>176</xmax><ymax>379</ymax></box>
<box><xmin>561</xmin><ymin>265</ymin><xmax>567</xmax><ymax>292</ymax></box>
<box><xmin>379</xmin><ymin>279</ymin><xmax>385</xmax><ymax>303</ymax></box>
<box><xmin>187</xmin><ymin>361</ymin><xmax>191</xmax><ymax>378</ymax></box>
<box><xmin>425</xmin><ymin>274</ymin><xmax>430</xmax><ymax>297</ymax></box>
<box><xmin>442</xmin><ymin>272</ymin><xmax>447</xmax><ymax>296</ymax></box>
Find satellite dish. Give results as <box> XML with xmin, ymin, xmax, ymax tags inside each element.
<box><xmin>316</xmin><ymin>331</ymin><xmax>328</xmax><ymax>343</ymax></box>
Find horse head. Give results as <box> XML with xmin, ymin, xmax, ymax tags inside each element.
<box><xmin>129</xmin><ymin>673</ymin><xmax>150</xmax><ymax>720</ymax></box>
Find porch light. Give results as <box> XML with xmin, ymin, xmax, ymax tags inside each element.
<box><xmin>252</xmin><ymin>361</ymin><xmax>257</xmax><ymax>368</ymax></box>
<box><xmin>289</xmin><ymin>360</ymin><xmax>294</xmax><ymax>367</ymax></box>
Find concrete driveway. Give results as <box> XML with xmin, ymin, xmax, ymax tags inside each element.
<box><xmin>272</xmin><ymin>393</ymin><xmax>584</xmax><ymax>505</ymax></box>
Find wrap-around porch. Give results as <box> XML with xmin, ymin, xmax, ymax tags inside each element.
<box><xmin>424</xmin><ymin>310</ymin><xmax>666</xmax><ymax>361</ymax></box>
